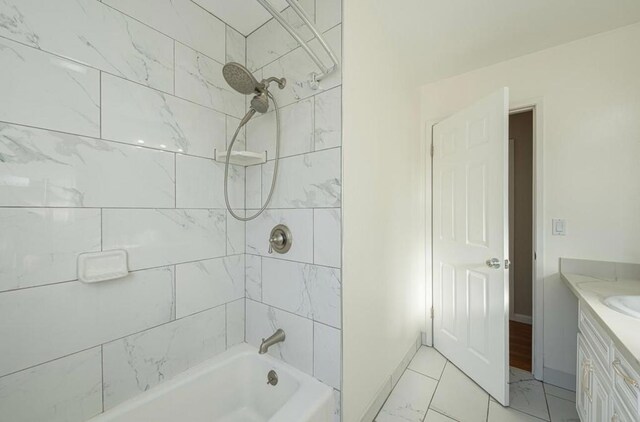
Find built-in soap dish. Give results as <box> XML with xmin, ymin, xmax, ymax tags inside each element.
<box><xmin>77</xmin><ymin>250</ymin><xmax>129</xmax><ymax>283</ymax></box>
<box><xmin>214</xmin><ymin>149</ymin><xmax>267</xmax><ymax>166</ymax></box>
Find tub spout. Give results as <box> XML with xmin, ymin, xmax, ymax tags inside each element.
<box><xmin>259</xmin><ymin>329</ymin><xmax>285</xmax><ymax>354</ymax></box>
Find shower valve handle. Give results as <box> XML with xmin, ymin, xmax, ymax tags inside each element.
<box><xmin>268</xmin><ymin>233</ymin><xmax>284</xmax><ymax>254</ymax></box>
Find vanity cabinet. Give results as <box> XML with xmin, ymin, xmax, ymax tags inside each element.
<box><xmin>576</xmin><ymin>303</ymin><xmax>640</xmax><ymax>422</ymax></box>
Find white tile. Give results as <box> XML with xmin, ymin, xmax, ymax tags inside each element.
<box><xmin>262</xmin><ymin>24</ymin><xmax>341</xmax><ymax>108</ymax></box>
<box><xmin>488</xmin><ymin>401</ymin><xmax>544</xmax><ymax>422</ymax></box>
<box><xmin>226</xmin><ymin>115</ymin><xmax>247</xmax><ymax>150</ymax></box>
<box><xmin>0</xmin><ymin>38</ymin><xmax>99</xmax><ymax>137</ymax></box>
<box><xmin>333</xmin><ymin>389</ymin><xmax>342</xmax><ymax>422</ymax></box>
<box><xmin>546</xmin><ymin>395</ymin><xmax>580</xmax><ymax>422</ymax></box>
<box><xmin>226</xmin><ymin>26</ymin><xmax>246</xmax><ymax>66</ymax></box>
<box><xmin>424</xmin><ymin>410</ymin><xmax>457</xmax><ymax>422</ymax></box>
<box><xmin>175</xmin><ymin>154</ymin><xmax>244</xmax><ymax>209</ymax></box>
<box><xmin>0</xmin><ymin>348</ymin><xmax>102</xmax><ymax>422</ymax></box>
<box><xmin>313</xmin><ymin>323</ymin><xmax>341</xmax><ymax>389</ymax></box>
<box><xmin>376</xmin><ymin>370</ymin><xmax>438</xmax><ymax>422</ymax></box>
<box><xmin>175</xmin><ymin>42</ymin><xmax>245</xmax><ymax>118</ymax></box>
<box><xmin>0</xmin><ymin>123</ymin><xmax>175</xmax><ymax>207</ymax></box>
<box><xmin>314</xmin><ymin>86</ymin><xmax>342</xmax><ymax>151</ymax></box>
<box><xmin>510</xmin><ymin>367</ymin><xmax>536</xmax><ymax>383</ymax></box>
<box><xmin>226</xmin><ymin>299</ymin><xmax>245</xmax><ymax>347</ymax></box>
<box><xmin>0</xmin><ymin>267</ymin><xmax>174</xmax><ymax>377</ymax></box>
<box><xmin>510</xmin><ymin>379</ymin><xmax>550</xmax><ymax>420</ymax></box>
<box><xmin>227</xmin><ymin>210</ymin><xmax>246</xmax><ymax>255</ymax></box>
<box><xmin>544</xmin><ymin>384</ymin><xmax>575</xmax><ymax>402</ymax></box>
<box><xmin>103</xmin><ymin>305</ymin><xmax>226</xmax><ymax>409</ymax></box>
<box><xmin>245</xmin><ymin>164</ymin><xmax>262</xmax><ymax>209</ymax></box>
<box><xmin>0</xmin><ymin>0</ymin><xmax>173</xmax><ymax>92</ymax></box>
<box><xmin>262</xmin><ymin>258</ymin><xmax>341</xmax><ymax>328</ymax></box>
<box><xmin>314</xmin><ymin>208</ymin><xmax>341</xmax><ymax>268</ymax></box>
<box><xmin>246</xmin><ymin>208</ymin><xmax>314</xmax><ymax>262</ymax></box>
<box><xmin>408</xmin><ymin>347</ymin><xmax>447</xmax><ymax>380</ymax></box>
<box><xmin>246</xmin><ymin>0</ymin><xmax>315</xmax><ymax>71</ymax></box>
<box><xmin>246</xmin><ymin>300</ymin><xmax>313</xmax><ymax>375</ymax></box>
<box><xmin>102</xmin><ymin>208</ymin><xmax>226</xmax><ymax>270</ymax></box>
<box><xmin>261</xmin><ymin>148</ymin><xmax>341</xmax><ymax>208</ymax></box>
<box><xmin>316</xmin><ymin>0</ymin><xmax>342</xmax><ymax>32</ymax></box>
<box><xmin>102</xmin><ymin>73</ymin><xmax>225</xmax><ymax>158</ymax></box>
<box><xmin>246</xmin><ymin>97</ymin><xmax>314</xmax><ymax>159</ymax></box>
<box><xmin>175</xmin><ymin>255</ymin><xmax>244</xmax><ymax>318</ymax></box>
<box><xmin>430</xmin><ymin>363</ymin><xmax>489</xmax><ymax>422</ymax></box>
<box><xmin>0</xmin><ymin>208</ymin><xmax>100</xmax><ymax>292</ymax></box>
<box><xmin>245</xmin><ymin>254</ymin><xmax>262</xmax><ymax>300</ymax></box>
<box><xmin>103</xmin><ymin>0</ymin><xmax>225</xmax><ymax>62</ymax></box>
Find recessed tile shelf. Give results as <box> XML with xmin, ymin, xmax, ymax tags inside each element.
<box><xmin>214</xmin><ymin>149</ymin><xmax>267</xmax><ymax>166</ymax></box>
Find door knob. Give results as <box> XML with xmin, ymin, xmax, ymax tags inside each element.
<box><xmin>485</xmin><ymin>258</ymin><xmax>501</xmax><ymax>269</ymax></box>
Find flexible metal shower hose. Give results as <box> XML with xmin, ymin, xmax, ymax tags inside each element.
<box><xmin>224</xmin><ymin>91</ymin><xmax>281</xmax><ymax>221</ymax></box>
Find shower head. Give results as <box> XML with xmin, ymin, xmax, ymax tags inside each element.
<box><xmin>222</xmin><ymin>62</ymin><xmax>262</xmax><ymax>95</ymax></box>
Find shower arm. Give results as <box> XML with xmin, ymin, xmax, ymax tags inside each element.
<box><xmin>255</xmin><ymin>0</ymin><xmax>338</xmax><ymax>89</ymax></box>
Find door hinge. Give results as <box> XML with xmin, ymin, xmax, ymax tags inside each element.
<box><xmin>430</xmin><ymin>307</ymin><xmax>434</xmax><ymax>319</ymax></box>
<box><xmin>430</xmin><ymin>144</ymin><xmax>434</xmax><ymax>157</ymax></box>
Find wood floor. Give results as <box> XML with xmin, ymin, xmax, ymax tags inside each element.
<box><xmin>510</xmin><ymin>320</ymin><xmax>532</xmax><ymax>372</ymax></box>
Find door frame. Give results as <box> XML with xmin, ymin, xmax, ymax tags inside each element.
<box><xmin>425</xmin><ymin>97</ymin><xmax>545</xmax><ymax>381</ymax></box>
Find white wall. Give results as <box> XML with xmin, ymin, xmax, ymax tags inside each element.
<box><xmin>421</xmin><ymin>22</ymin><xmax>640</xmax><ymax>388</ymax></box>
<box><xmin>243</xmin><ymin>1</ymin><xmax>344</xmax><ymax>419</ymax></box>
<box><xmin>342</xmin><ymin>2</ymin><xmax>426</xmax><ymax>420</ymax></box>
<box><xmin>0</xmin><ymin>0</ymin><xmax>247</xmax><ymax>419</ymax></box>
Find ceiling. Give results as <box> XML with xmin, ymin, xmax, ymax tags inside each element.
<box><xmin>194</xmin><ymin>0</ymin><xmax>290</xmax><ymax>35</ymax></box>
<box><xmin>196</xmin><ymin>0</ymin><xmax>640</xmax><ymax>84</ymax></box>
<box><xmin>372</xmin><ymin>0</ymin><xmax>640</xmax><ymax>85</ymax></box>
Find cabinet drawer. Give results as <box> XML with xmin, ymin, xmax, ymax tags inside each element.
<box><xmin>612</xmin><ymin>348</ymin><xmax>640</xmax><ymax>419</ymax></box>
<box><xmin>579</xmin><ymin>303</ymin><xmax>612</xmax><ymax>374</ymax></box>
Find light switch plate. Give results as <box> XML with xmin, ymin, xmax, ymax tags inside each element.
<box><xmin>552</xmin><ymin>219</ymin><xmax>567</xmax><ymax>236</ymax></box>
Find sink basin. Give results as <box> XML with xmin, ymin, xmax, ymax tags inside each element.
<box><xmin>603</xmin><ymin>295</ymin><xmax>640</xmax><ymax>319</ymax></box>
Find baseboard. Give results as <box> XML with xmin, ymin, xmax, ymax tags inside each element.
<box><xmin>510</xmin><ymin>313</ymin><xmax>532</xmax><ymax>325</ymax></box>
<box><xmin>543</xmin><ymin>367</ymin><xmax>576</xmax><ymax>391</ymax></box>
<box><xmin>360</xmin><ymin>334</ymin><xmax>422</xmax><ymax>422</ymax></box>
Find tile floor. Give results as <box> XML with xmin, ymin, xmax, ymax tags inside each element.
<box><xmin>376</xmin><ymin>346</ymin><xmax>580</xmax><ymax>422</ymax></box>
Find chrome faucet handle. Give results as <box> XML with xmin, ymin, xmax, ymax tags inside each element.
<box><xmin>268</xmin><ymin>225</ymin><xmax>292</xmax><ymax>254</ymax></box>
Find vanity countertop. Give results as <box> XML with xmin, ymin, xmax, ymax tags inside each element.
<box><xmin>561</xmin><ymin>271</ymin><xmax>640</xmax><ymax>372</ymax></box>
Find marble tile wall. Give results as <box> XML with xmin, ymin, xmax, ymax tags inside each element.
<box><xmin>0</xmin><ymin>0</ymin><xmax>248</xmax><ymax>420</ymax></box>
<box><xmin>244</xmin><ymin>0</ymin><xmax>343</xmax><ymax>420</ymax></box>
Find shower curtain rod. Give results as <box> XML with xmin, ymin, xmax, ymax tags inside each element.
<box><xmin>255</xmin><ymin>0</ymin><xmax>339</xmax><ymax>89</ymax></box>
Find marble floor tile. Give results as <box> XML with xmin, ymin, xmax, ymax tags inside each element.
<box><xmin>430</xmin><ymin>363</ymin><xmax>489</xmax><ymax>422</ymax></box>
<box><xmin>509</xmin><ymin>379</ymin><xmax>550</xmax><ymax>420</ymax></box>
<box><xmin>546</xmin><ymin>396</ymin><xmax>580</xmax><ymax>422</ymax></box>
<box><xmin>424</xmin><ymin>409</ymin><xmax>457</xmax><ymax>422</ymax></box>
<box><xmin>543</xmin><ymin>384</ymin><xmax>576</xmax><ymax>402</ymax></box>
<box><xmin>376</xmin><ymin>370</ymin><xmax>438</xmax><ymax>422</ymax></box>
<box><xmin>408</xmin><ymin>347</ymin><xmax>447</xmax><ymax>380</ymax></box>
<box><xmin>488</xmin><ymin>401</ymin><xmax>546</xmax><ymax>422</ymax></box>
<box><xmin>510</xmin><ymin>367</ymin><xmax>537</xmax><ymax>383</ymax></box>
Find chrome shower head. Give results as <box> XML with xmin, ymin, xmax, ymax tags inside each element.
<box><xmin>222</xmin><ymin>62</ymin><xmax>262</xmax><ymax>95</ymax></box>
<box><xmin>250</xmin><ymin>92</ymin><xmax>270</xmax><ymax>113</ymax></box>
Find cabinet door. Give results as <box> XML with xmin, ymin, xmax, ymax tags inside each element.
<box><xmin>577</xmin><ymin>334</ymin><xmax>593</xmax><ymax>422</ymax></box>
<box><xmin>611</xmin><ymin>394</ymin><xmax>636</xmax><ymax>422</ymax></box>
<box><xmin>591</xmin><ymin>365</ymin><xmax>610</xmax><ymax>422</ymax></box>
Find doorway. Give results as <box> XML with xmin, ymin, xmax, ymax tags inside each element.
<box><xmin>508</xmin><ymin>110</ymin><xmax>534</xmax><ymax>373</ymax></box>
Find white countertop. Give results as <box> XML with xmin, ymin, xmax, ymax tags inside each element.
<box><xmin>561</xmin><ymin>271</ymin><xmax>640</xmax><ymax>372</ymax></box>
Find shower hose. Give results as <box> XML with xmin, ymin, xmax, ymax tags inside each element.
<box><xmin>224</xmin><ymin>91</ymin><xmax>280</xmax><ymax>221</ymax></box>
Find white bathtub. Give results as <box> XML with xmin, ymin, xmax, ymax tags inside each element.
<box><xmin>89</xmin><ymin>343</ymin><xmax>333</xmax><ymax>422</ymax></box>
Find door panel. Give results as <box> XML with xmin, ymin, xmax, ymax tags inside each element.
<box><xmin>433</xmin><ymin>88</ymin><xmax>510</xmax><ymax>405</ymax></box>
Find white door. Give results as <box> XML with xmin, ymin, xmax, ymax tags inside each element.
<box><xmin>432</xmin><ymin>88</ymin><xmax>510</xmax><ymax>405</ymax></box>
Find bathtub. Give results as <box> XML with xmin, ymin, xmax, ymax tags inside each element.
<box><xmin>89</xmin><ymin>343</ymin><xmax>334</xmax><ymax>422</ymax></box>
